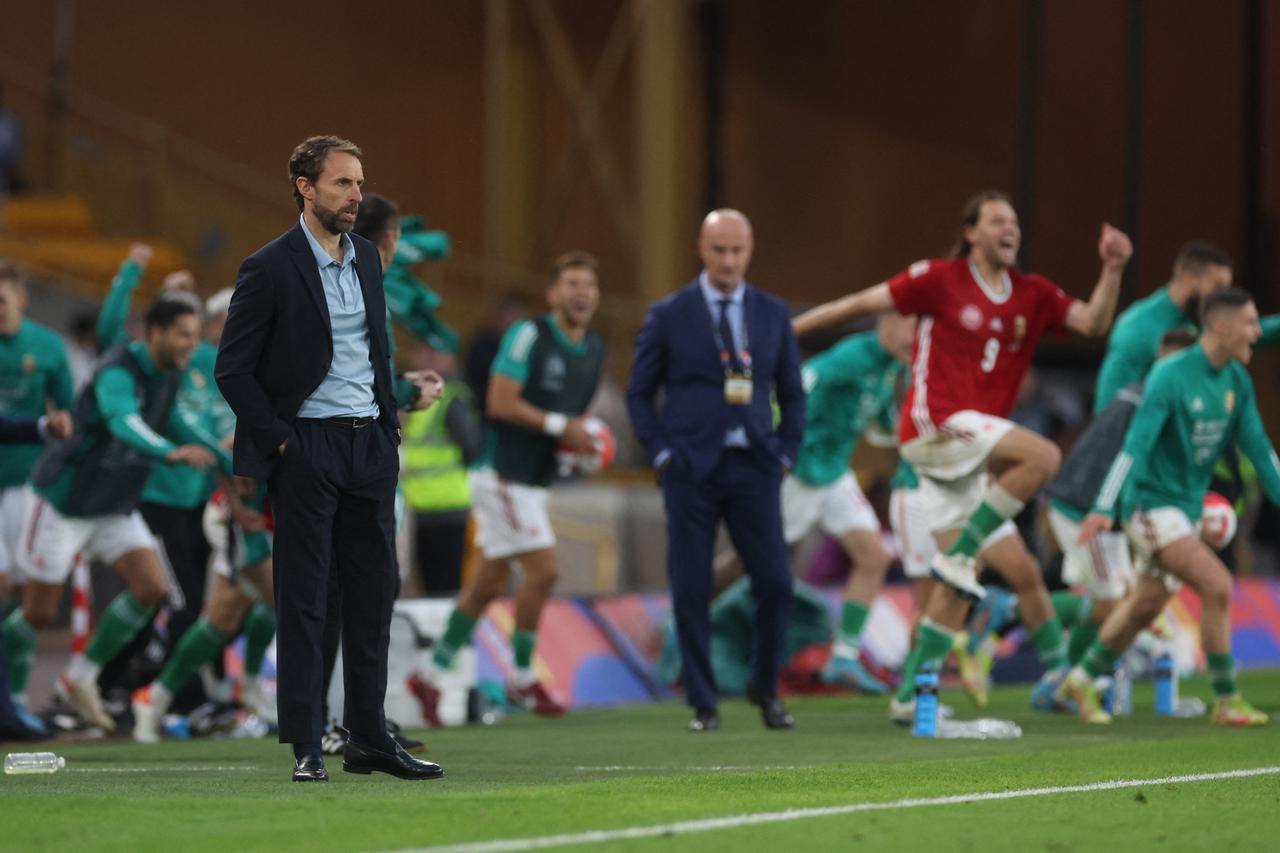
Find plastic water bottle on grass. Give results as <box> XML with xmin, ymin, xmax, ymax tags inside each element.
<box><xmin>4</xmin><ymin>753</ymin><xmax>65</xmax><ymax>775</ymax></box>
<box><xmin>912</xmin><ymin>665</ymin><xmax>939</xmax><ymax>737</ymax></box>
<box><xmin>1104</xmin><ymin>666</ymin><xmax>1132</xmax><ymax>716</ymax></box>
<box><xmin>1153</xmin><ymin>653</ymin><xmax>1177</xmax><ymax>716</ymax></box>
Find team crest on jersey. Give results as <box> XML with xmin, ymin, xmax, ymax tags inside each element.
<box><xmin>22</xmin><ymin>354</ymin><xmax>36</xmax><ymax>374</ymax></box>
<box><xmin>1191</xmin><ymin>396</ymin><xmax>1204</xmax><ymax>412</ymax></box>
<box><xmin>1014</xmin><ymin>315</ymin><xmax>1027</xmax><ymax>339</ymax></box>
<box><xmin>909</xmin><ymin>260</ymin><xmax>930</xmax><ymax>279</ymax></box>
<box><xmin>1225</xmin><ymin>391</ymin><xmax>1235</xmax><ymax>413</ymax></box>
<box><xmin>959</xmin><ymin>304</ymin><xmax>983</xmax><ymax>331</ymax></box>
<box><xmin>542</xmin><ymin>353</ymin><xmax>567</xmax><ymax>392</ymax></box>
<box><xmin>190</xmin><ymin>370</ymin><xmax>207</xmax><ymax>389</ymax></box>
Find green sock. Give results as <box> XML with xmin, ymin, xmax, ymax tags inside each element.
<box><xmin>1066</xmin><ymin>618</ymin><xmax>1100</xmax><ymax>666</ymax></box>
<box><xmin>1029</xmin><ymin>617</ymin><xmax>1067</xmax><ymax>670</ymax></box>
<box><xmin>895</xmin><ymin>620</ymin><xmax>956</xmax><ymax>703</ymax></box>
<box><xmin>242</xmin><ymin>601</ymin><xmax>276</xmax><ymax>678</ymax></box>
<box><xmin>512</xmin><ymin>629</ymin><xmax>537</xmax><ymax>670</ymax></box>
<box><xmin>432</xmin><ymin>608</ymin><xmax>477</xmax><ymax>669</ymax></box>
<box><xmin>839</xmin><ymin>600</ymin><xmax>871</xmax><ymax>648</ymax></box>
<box><xmin>1207</xmin><ymin>652</ymin><xmax>1237</xmax><ymax>697</ymax></box>
<box><xmin>1079</xmin><ymin>640</ymin><xmax>1122</xmax><ymax>680</ymax></box>
<box><xmin>1050</xmin><ymin>591</ymin><xmax>1089</xmax><ymax>629</ymax></box>
<box><xmin>945</xmin><ymin>486</ymin><xmax>1024</xmax><ymax>560</ymax></box>
<box><xmin>1</xmin><ymin>610</ymin><xmax>38</xmax><ymax>695</ymax></box>
<box><xmin>158</xmin><ymin>617</ymin><xmax>231</xmax><ymax>695</ymax></box>
<box><xmin>84</xmin><ymin>591</ymin><xmax>155</xmax><ymax>667</ymax></box>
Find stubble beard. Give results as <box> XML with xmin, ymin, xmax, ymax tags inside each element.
<box><xmin>315</xmin><ymin>202</ymin><xmax>356</xmax><ymax>235</ymax></box>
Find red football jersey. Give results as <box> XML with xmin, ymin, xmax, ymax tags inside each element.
<box><xmin>887</xmin><ymin>257</ymin><xmax>1075</xmax><ymax>443</ymax></box>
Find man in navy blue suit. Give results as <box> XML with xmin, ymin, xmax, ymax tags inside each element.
<box><xmin>627</xmin><ymin>209</ymin><xmax>805</xmax><ymax>731</ymax></box>
<box><xmin>216</xmin><ymin>136</ymin><xmax>442</xmax><ymax>782</ymax></box>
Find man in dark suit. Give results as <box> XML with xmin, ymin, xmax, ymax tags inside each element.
<box><xmin>215</xmin><ymin>136</ymin><xmax>442</xmax><ymax>782</ymax></box>
<box><xmin>627</xmin><ymin>209</ymin><xmax>805</xmax><ymax>732</ymax></box>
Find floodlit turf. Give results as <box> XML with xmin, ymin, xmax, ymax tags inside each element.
<box><xmin>3</xmin><ymin>672</ymin><xmax>1279</xmax><ymax>852</ymax></box>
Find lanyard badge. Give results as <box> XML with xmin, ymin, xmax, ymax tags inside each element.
<box><xmin>713</xmin><ymin>310</ymin><xmax>753</xmax><ymax>407</ymax></box>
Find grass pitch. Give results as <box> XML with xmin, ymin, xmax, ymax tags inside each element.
<box><xmin>3</xmin><ymin>672</ymin><xmax>1278</xmax><ymax>852</ymax></box>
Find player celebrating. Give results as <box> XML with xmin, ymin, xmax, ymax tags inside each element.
<box><xmin>132</xmin><ymin>485</ymin><xmax>275</xmax><ymax>742</ymax></box>
<box><xmin>1044</xmin><ymin>329</ymin><xmax>1197</xmax><ymax>671</ymax></box>
<box><xmin>0</xmin><ymin>261</ymin><xmax>74</xmax><ymax>730</ymax></box>
<box><xmin>1094</xmin><ymin>242</ymin><xmax>1232</xmax><ymax>413</ymax></box>
<box><xmin>793</xmin><ymin>191</ymin><xmax>1132</xmax><ymax>716</ymax></box>
<box><xmin>783</xmin><ymin>312</ymin><xmax>913</xmax><ymax>692</ymax></box>
<box><xmin>1064</xmin><ymin>289</ymin><xmax>1277</xmax><ymax>726</ymax></box>
<box><xmin>1</xmin><ymin>299</ymin><xmax>227</xmax><ymax>729</ymax></box>
<box><xmin>417</xmin><ymin>252</ymin><xmax>604</xmax><ymax>717</ymax></box>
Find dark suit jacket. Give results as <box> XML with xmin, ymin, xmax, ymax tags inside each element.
<box><xmin>0</xmin><ymin>415</ymin><xmax>41</xmax><ymax>445</ymax></box>
<box><xmin>215</xmin><ymin>222</ymin><xmax>399</xmax><ymax>479</ymax></box>
<box><xmin>626</xmin><ymin>280</ymin><xmax>805</xmax><ymax>482</ymax></box>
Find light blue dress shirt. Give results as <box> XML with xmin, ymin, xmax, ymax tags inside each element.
<box><xmin>297</xmin><ymin>215</ymin><xmax>380</xmax><ymax>418</ymax></box>
<box><xmin>698</xmin><ymin>273</ymin><xmax>748</xmax><ymax>449</ymax></box>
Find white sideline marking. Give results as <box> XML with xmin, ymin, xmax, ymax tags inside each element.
<box><xmin>390</xmin><ymin>766</ymin><xmax>1280</xmax><ymax>853</ymax></box>
<box><xmin>67</xmin><ymin>765</ymin><xmax>258</xmax><ymax>773</ymax></box>
<box><xmin>574</xmin><ymin>765</ymin><xmax>800</xmax><ymax>772</ymax></box>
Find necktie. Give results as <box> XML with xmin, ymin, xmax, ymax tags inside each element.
<box><xmin>717</xmin><ymin>298</ymin><xmax>742</xmax><ymax>371</ymax></box>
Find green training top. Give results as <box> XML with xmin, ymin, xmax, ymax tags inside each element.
<box><xmin>477</xmin><ymin>313</ymin><xmax>604</xmax><ymax>487</ymax></box>
<box><xmin>792</xmin><ymin>330</ymin><xmax>902</xmax><ymax>487</ymax></box>
<box><xmin>0</xmin><ymin>318</ymin><xmax>75</xmax><ymax>489</ymax></box>
<box><xmin>1094</xmin><ymin>286</ymin><xmax>1194</xmax><ymax>415</ymax></box>
<box><xmin>36</xmin><ymin>341</ymin><xmax>232</xmax><ymax>515</ymax></box>
<box><xmin>98</xmin><ymin>260</ymin><xmax>235</xmax><ymax>508</ymax></box>
<box><xmin>1091</xmin><ymin>342</ymin><xmax>1280</xmax><ymax>523</ymax></box>
<box><xmin>143</xmin><ymin>339</ymin><xmax>234</xmax><ymax>508</ymax></box>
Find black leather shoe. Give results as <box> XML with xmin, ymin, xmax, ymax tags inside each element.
<box><xmin>688</xmin><ymin>709</ymin><xmax>720</xmax><ymax>733</ymax></box>
<box><xmin>747</xmin><ymin>688</ymin><xmax>795</xmax><ymax>730</ymax></box>
<box><xmin>343</xmin><ymin>737</ymin><xmax>445</xmax><ymax>780</ymax></box>
<box><xmin>292</xmin><ymin>754</ymin><xmax>329</xmax><ymax>782</ymax></box>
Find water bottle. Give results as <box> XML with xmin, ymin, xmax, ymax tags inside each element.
<box><xmin>1154</xmin><ymin>653</ymin><xmax>1177</xmax><ymax>716</ymax></box>
<box><xmin>1110</xmin><ymin>666</ymin><xmax>1133</xmax><ymax>716</ymax></box>
<box><xmin>4</xmin><ymin>753</ymin><xmax>65</xmax><ymax>775</ymax></box>
<box><xmin>913</xmin><ymin>665</ymin><xmax>939</xmax><ymax>737</ymax></box>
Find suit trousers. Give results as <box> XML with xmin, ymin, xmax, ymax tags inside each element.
<box><xmin>269</xmin><ymin>417</ymin><xmax>399</xmax><ymax>748</ymax></box>
<box><xmin>662</xmin><ymin>448</ymin><xmax>793</xmax><ymax>712</ymax></box>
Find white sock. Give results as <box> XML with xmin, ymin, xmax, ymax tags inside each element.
<box><xmin>66</xmin><ymin>656</ymin><xmax>101</xmax><ymax>685</ymax></box>
<box><xmin>831</xmin><ymin>641</ymin><xmax>859</xmax><ymax>661</ymax></box>
<box><xmin>511</xmin><ymin>667</ymin><xmax>536</xmax><ymax>688</ymax></box>
<box><xmin>150</xmin><ymin>683</ymin><xmax>174</xmax><ymax>714</ymax></box>
<box><xmin>983</xmin><ymin>483</ymin><xmax>1025</xmax><ymax>519</ymax></box>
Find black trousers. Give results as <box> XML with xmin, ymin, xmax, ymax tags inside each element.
<box><xmin>268</xmin><ymin>417</ymin><xmax>399</xmax><ymax>747</ymax></box>
<box><xmin>413</xmin><ymin>514</ymin><xmax>468</xmax><ymax>597</ymax></box>
<box><xmin>140</xmin><ymin>502</ymin><xmax>210</xmax><ymax>642</ymax></box>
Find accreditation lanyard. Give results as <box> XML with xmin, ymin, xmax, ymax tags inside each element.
<box><xmin>710</xmin><ymin>298</ymin><xmax>753</xmax><ymax>405</ymax></box>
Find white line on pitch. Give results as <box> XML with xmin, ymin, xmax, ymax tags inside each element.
<box><xmin>66</xmin><ymin>765</ymin><xmax>259</xmax><ymax>773</ymax></box>
<box><xmin>574</xmin><ymin>765</ymin><xmax>800</xmax><ymax>772</ymax></box>
<box><xmin>387</xmin><ymin>766</ymin><xmax>1280</xmax><ymax>853</ymax></box>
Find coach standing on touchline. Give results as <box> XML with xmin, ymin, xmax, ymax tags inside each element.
<box><xmin>216</xmin><ymin>136</ymin><xmax>443</xmax><ymax>782</ymax></box>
